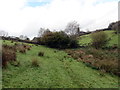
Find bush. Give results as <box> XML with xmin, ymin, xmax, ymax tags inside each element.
<box><xmin>17</xmin><ymin>45</ymin><xmax>26</xmax><ymax>53</ymax></box>
<box><xmin>38</xmin><ymin>51</ymin><xmax>44</xmax><ymax>56</ymax></box>
<box><xmin>65</xmin><ymin>48</ymin><xmax>119</xmax><ymax>76</ymax></box>
<box><xmin>16</xmin><ymin>44</ymin><xmax>31</xmax><ymax>54</ymax></box>
<box><xmin>2</xmin><ymin>45</ymin><xmax>16</xmax><ymax>67</ymax></box>
<box><xmin>32</xmin><ymin>58</ymin><xmax>39</xmax><ymax>67</ymax></box>
<box><xmin>14</xmin><ymin>43</ymin><xmax>18</xmax><ymax>46</ymax></box>
<box><xmin>10</xmin><ymin>61</ymin><xmax>20</xmax><ymax>67</ymax></box>
<box><xmin>91</xmin><ymin>31</ymin><xmax>108</xmax><ymax>48</ymax></box>
<box><xmin>69</xmin><ymin>36</ymin><xmax>79</xmax><ymax>48</ymax></box>
<box><xmin>39</xmin><ymin>31</ymin><xmax>78</xmax><ymax>49</ymax></box>
<box><xmin>11</xmin><ymin>40</ymin><xmax>13</xmax><ymax>43</ymax></box>
<box><xmin>23</xmin><ymin>44</ymin><xmax>31</xmax><ymax>50</ymax></box>
<box><xmin>19</xmin><ymin>48</ymin><xmax>26</xmax><ymax>53</ymax></box>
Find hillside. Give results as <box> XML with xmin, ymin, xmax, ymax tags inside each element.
<box><xmin>79</xmin><ymin>30</ymin><xmax>118</xmax><ymax>47</ymax></box>
<box><xmin>2</xmin><ymin>40</ymin><xmax>118</xmax><ymax>88</ymax></box>
<box><xmin>108</xmin><ymin>21</ymin><xmax>120</xmax><ymax>31</ymax></box>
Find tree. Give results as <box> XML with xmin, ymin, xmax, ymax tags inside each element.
<box><xmin>24</xmin><ymin>36</ymin><xmax>30</xmax><ymax>41</ymax></box>
<box><xmin>42</xmin><ymin>29</ymin><xmax>51</xmax><ymax>36</ymax></box>
<box><xmin>38</xmin><ymin>28</ymin><xmax>51</xmax><ymax>37</ymax></box>
<box><xmin>0</xmin><ymin>30</ymin><xmax>8</xmax><ymax>37</ymax></box>
<box><xmin>19</xmin><ymin>35</ymin><xmax>29</xmax><ymax>40</ymax></box>
<box><xmin>91</xmin><ymin>31</ymin><xmax>108</xmax><ymax>48</ymax></box>
<box><xmin>19</xmin><ymin>35</ymin><xmax>24</xmax><ymax>40</ymax></box>
<box><xmin>38</xmin><ymin>28</ymin><xmax>46</xmax><ymax>37</ymax></box>
<box><xmin>40</xmin><ymin>31</ymin><xmax>78</xmax><ymax>49</ymax></box>
<box><xmin>38</xmin><ymin>28</ymin><xmax>51</xmax><ymax>38</ymax></box>
<box><xmin>108</xmin><ymin>21</ymin><xmax>120</xmax><ymax>33</ymax></box>
<box><xmin>65</xmin><ymin>21</ymin><xmax>80</xmax><ymax>36</ymax></box>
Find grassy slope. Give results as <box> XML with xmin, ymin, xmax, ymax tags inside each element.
<box><xmin>79</xmin><ymin>34</ymin><xmax>92</xmax><ymax>46</ymax></box>
<box><xmin>79</xmin><ymin>30</ymin><xmax>118</xmax><ymax>47</ymax></box>
<box><xmin>2</xmin><ymin>40</ymin><xmax>119</xmax><ymax>88</ymax></box>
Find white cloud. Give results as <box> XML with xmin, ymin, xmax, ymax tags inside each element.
<box><xmin>0</xmin><ymin>0</ymin><xmax>118</xmax><ymax>39</ymax></box>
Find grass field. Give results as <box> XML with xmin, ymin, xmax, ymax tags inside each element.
<box><xmin>2</xmin><ymin>40</ymin><xmax>119</xmax><ymax>88</ymax></box>
<box><xmin>79</xmin><ymin>30</ymin><xmax>119</xmax><ymax>47</ymax></box>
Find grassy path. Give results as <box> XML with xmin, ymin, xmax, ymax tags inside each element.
<box><xmin>2</xmin><ymin>44</ymin><xmax>119</xmax><ymax>88</ymax></box>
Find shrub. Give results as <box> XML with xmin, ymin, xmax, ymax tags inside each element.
<box><xmin>2</xmin><ymin>45</ymin><xmax>16</xmax><ymax>67</ymax></box>
<box><xmin>27</xmin><ymin>47</ymin><xmax>31</xmax><ymax>50</ymax></box>
<box><xmin>15</xmin><ymin>44</ymin><xmax>31</xmax><ymax>53</ymax></box>
<box><xmin>69</xmin><ymin>36</ymin><xmax>79</xmax><ymax>48</ymax></box>
<box><xmin>14</xmin><ymin>43</ymin><xmax>18</xmax><ymax>46</ymax></box>
<box><xmin>65</xmin><ymin>48</ymin><xmax>119</xmax><ymax>76</ymax></box>
<box><xmin>36</xmin><ymin>44</ymin><xmax>38</xmax><ymax>46</ymax></box>
<box><xmin>32</xmin><ymin>58</ymin><xmax>39</xmax><ymax>67</ymax></box>
<box><xmin>91</xmin><ymin>31</ymin><xmax>108</xmax><ymax>48</ymax></box>
<box><xmin>10</xmin><ymin>61</ymin><xmax>20</xmax><ymax>67</ymax></box>
<box><xmin>40</xmin><ymin>31</ymin><xmax>79</xmax><ymax>49</ymax></box>
<box><xmin>38</xmin><ymin>51</ymin><xmax>44</xmax><ymax>56</ymax></box>
<box><xmin>54</xmin><ymin>50</ymin><xmax>58</xmax><ymax>53</ymax></box>
<box><xmin>16</xmin><ymin>44</ymin><xmax>26</xmax><ymax>53</ymax></box>
<box><xmin>85</xmin><ymin>48</ymin><xmax>104</xmax><ymax>58</ymax></box>
<box><xmin>19</xmin><ymin>48</ymin><xmax>26</xmax><ymax>53</ymax></box>
<box><xmin>94</xmin><ymin>59</ymin><xmax>118</xmax><ymax>75</ymax></box>
<box><xmin>11</xmin><ymin>40</ymin><xmax>13</xmax><ymax>43</ymax></box>
<box><xmin>23</xmin><ymin>44</ymin><xmax>31</xmax><ymax>50</ymax></box>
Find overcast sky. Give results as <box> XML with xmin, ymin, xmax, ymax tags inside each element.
<box><xmin>0</xmin><ymin>0</ymin><xmax>119</xmax><ymax>39</ymax></box>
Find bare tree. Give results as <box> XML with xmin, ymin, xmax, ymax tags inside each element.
<box><xmin>19</xmin><ymin>35</ymin><xmax>29</xmax><ymax>40</ymax></box>
<box><xmin>24</xmin><ymin>36</ymin><xmax>29</xmax><ymax>41</ymax></box>
<box><xmin>19</xmin><ymin>35</ymin><xmax>24</xmax><ymax>40</ymax></box>
<box><xmin>42</xmin><ymin>29</ymin><xmax>51</xmax><ymax>36</ymax></box>
<box><xmin>38</xmin><ymin>28</ymin><xmax>46</xmax><ymax>37</ymax></box>
<box><xmin>0</xmin><ymin>30</ymin><xmax>8</xmax><ymax>37</ymax></box>
<box><xmin>38</xmin><ymin>28</ymin><xmax>51</xmax><ymax>37</ymax></box>
<box><xmin>65</xmin><ymin>21</ymin><xmax>80</xmax><ymax>36</ymax></box>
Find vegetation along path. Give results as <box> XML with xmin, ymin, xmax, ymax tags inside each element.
<box><xmin>2</xmin><ymin>41</ymin><xmax>119</xmax><ymax>88</ymax></box>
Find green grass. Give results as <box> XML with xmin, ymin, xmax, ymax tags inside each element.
<box><xmin>2</xmin><ymin>40</ymin><xmax>16</xmax><ymax>45</ymax></box>
<box><xmin>79</xmin><ymin>30</ymin><xmax>119</xmax><ymax>47</ymax></box>
<box><xmin>2</xmin><ymin>40</ymin><xmax>119</xmax><ymax>88</ymax></box>
<box><xmin>79</xmin><ymin>34</ymin><xmax>92</xmax><ymax>46</ymax></box>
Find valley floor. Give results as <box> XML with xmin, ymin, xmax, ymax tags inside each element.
<box><xmin>2</xmin><ymin>43</ymin><xmax>119</xmax><ymax>88</ymax></box>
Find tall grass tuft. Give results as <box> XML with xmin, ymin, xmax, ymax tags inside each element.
<box><xmin>38</xmin><ymin>51</ymin><xmax>44</xmax><ymax>56</ymax></box>
<box><xmin>31</xmin><ymin>58</ymin><xmax>39</xmax><ymax>67</ymax></box>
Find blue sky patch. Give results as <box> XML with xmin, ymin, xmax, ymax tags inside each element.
<box><xmin>27</xmin><ymin>1</ymin><xmax>50</xmax><ymax>7</ymax></box>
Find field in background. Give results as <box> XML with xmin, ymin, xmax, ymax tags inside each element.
<box><xmin>79</xmin><ymin>30</ymin><xmax>118</xmax><ymax>47</ymax></box>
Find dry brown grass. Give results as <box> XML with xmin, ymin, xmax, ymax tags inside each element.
<box><xmin>15</xmin><ymin>44</ymin><xmax>31</xmax><ymax>53</ymax></box>
<box><xmin>2</xmin><ymin>43</ymin><xmax>32</xmax><ymax>67</ymax></box>
<box><xmin>65</xmin><ymin>48</ymin><xmax>119</xmax><ymax>76</ymax></box>
<box><xmin>2</xmin><ymin>45</ymin><xmax>16</xmax><ymax>67</ymax></box>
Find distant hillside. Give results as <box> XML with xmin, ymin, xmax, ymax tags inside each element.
<box><xmin>78</xmin><ymin>21</ymin><xmax>120</xmax><ymax>37</ymax></box>
<box><xmin>108</xmin><ymin>21</ymin><xmax>120</xmax><ymax>32</ymax></box>
<box><xmin>79</xmin><ymin>30</ymin><xmax>118</xmax><ymax>47</ymax></box>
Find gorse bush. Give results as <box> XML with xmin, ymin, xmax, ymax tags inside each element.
<box><xmin>39</xmin><ymin>31</ymin><xmax>79</xmax><ymax>49</ymax></box>
<box><xmin>91</xmin><ymin>31</ymin><xmax>108</xmax><ymax>48</ymax></box>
